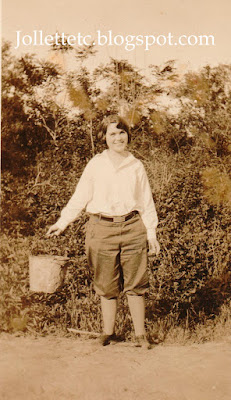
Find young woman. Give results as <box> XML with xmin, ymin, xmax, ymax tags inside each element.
<box><xmin>46</xmin><ymin>115</ymin><xmax>160</xmax><ymax>347</ymax></box>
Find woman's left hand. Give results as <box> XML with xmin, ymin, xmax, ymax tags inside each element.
<box><xmin>148</xmin><ymin>238</ymin><xmax>160</xmax><ymax>256</ymax></box>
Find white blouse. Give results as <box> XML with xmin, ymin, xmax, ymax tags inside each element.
<box><xmin>56</xmin><ymin>150</ymin><xmax>158</xmax><ymax>240</ymax></box>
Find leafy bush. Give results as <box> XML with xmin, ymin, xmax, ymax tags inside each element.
<box><xmin>1</xmin><ymin>42</ymin><xmax>231</xmax><ymax>341</ymax></box>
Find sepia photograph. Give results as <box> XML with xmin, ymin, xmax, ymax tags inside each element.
<box><xmin>1</xmin><ymin>0</ymin><xmax>231</xmax><ymax>399</ymax></box>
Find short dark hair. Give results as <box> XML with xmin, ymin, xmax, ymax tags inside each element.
<box><xmin>99</xmin><ymin>115</ymin><xmax>131</xmax><ymax>143</ymax></box>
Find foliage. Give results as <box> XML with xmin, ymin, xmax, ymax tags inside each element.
<box><xmin>1</xmin><ymin>40</ymin><xmax>231</xmax><ymax>341</ymax></box>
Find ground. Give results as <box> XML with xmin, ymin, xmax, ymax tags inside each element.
<box><xmin>0</xmin><ymin>334</ymin><xmax>231</xmax><ymax>400</ymax></box>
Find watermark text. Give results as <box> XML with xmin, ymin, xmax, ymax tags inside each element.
<box><xmin>14</xmin><ymin>30</ymin><xmax>215</xmax><ymax>51</ymax></box>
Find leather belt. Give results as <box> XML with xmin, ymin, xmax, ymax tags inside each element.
<box><xmin>93</xmin><ymin>210</ymin><xmax>139</xmax><ymax>223</ymax></box>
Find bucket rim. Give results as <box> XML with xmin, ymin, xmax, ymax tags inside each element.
<box><xmin>29</xmin><ymin>254</ymin><xmax>69</xmax><ymax>261</ymax></box>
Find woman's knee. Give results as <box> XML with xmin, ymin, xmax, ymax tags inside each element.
<box><xmin>94</xmin><ymin>282</ymin><xmax>120</xmax><ymax>299</ymax></box>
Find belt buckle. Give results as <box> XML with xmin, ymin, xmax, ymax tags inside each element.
<box><xmin>113</xmin><ymin>215</ymin><xmax>125</xmax><ymax>223</ymax></box>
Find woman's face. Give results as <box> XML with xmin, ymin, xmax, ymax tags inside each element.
<box><xmin>106</xmin><ymin>123</ymin><xmax>128</xmax><ymax>153</ymax></box>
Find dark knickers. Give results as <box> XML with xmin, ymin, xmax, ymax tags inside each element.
<box><xmin>85</xmin><ymin>213</ymin><xmax>149</xmax><ymax>299</ymax></box>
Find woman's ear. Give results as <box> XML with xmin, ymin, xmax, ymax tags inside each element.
<box><xmin>97</xmin><ymin>130</ymin><xmax>104</xmax><ymax>140</ymax></box>
<box><xmin>97</xmin><ymin>130</ymin><xmax>106</xmax><ymax>143</ymax></box>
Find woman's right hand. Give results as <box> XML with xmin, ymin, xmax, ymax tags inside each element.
<box><xmin>46</xmin><ymin>224</ymin><xmax>63</xmax><ymax>237</ymax></box>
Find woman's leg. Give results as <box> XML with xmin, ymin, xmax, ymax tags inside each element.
<box><xmin>100</xmin><ymin>296</ymin><xmax>117</xmax><ymax>335</ymax></box>
<box><xmin>127</xmin><ymin>294</ymin><xmax>145</xmax><ymax>336</ymax></box>
<box><xmin>127</xmin><ymin>294</ymin><xmax>151</xmax><ymax>348</ymax></box>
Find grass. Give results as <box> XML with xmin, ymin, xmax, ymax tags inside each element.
<box><xmin>1</xmin><ymin>230</ymin><xmax>230</xmax><ymax>345</ymax></box>
<box><xmin>1</xmin><ymin>143</ymin><xmax>230</xmax><ymax>345</ymax></box>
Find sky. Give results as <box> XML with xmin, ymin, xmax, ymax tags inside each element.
<box><xmin>2</xmin><ymin>0</ymin><xmax>231</xmax><ymax>76</ymax></box>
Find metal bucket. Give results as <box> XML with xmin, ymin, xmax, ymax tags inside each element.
<box><xmin>29</xmin><ymin>255</ymin><xmax>69</xmax><ymax>293</ymax></box>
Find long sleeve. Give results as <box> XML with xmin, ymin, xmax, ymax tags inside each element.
<box><xmin>138</xmin><ymin>164</ymin><xmax>158</xmax><ymax>240</ymax></box>
<box><xmin>54</xmin><ymin>151</ymin><xmax>158</xmax><ymax>236</ymax></box>
<box><xmin>55</xmin><ymin>161</ymin><xmax>94</xmax><ymax>231</ymax></box>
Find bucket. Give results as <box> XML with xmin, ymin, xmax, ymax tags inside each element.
<box><xmin>29</xmin><ymin>255</ymin><xmax>69</xmax><ymax>293</ymax></box>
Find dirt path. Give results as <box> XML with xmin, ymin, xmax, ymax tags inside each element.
<box><xmin>0</xmin><ymin>334</ymin><xmax>231</xmax><ymax>400</ymax></box>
